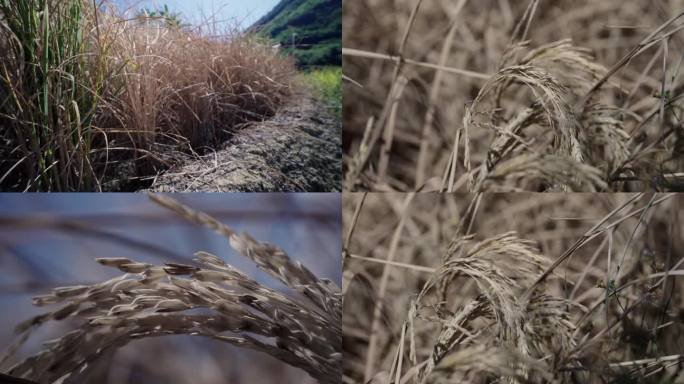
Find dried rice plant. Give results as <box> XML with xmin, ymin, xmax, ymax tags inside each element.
<box><xmin>0</xmin><ymin>194</ymin><xmax>341</xmax><ymax>384</ymax></box>
<box><xmin>343</xmin><ymin>0</ymin><xmax>684</xmax><ymax>192</ymax></box>
<box><xmin>0</xmin><ymin>1</ymin><xmax>296</xmax><ymax>191</ymax></box>
<box><xmin>343</xmin><ymin>193</ymin><xmax>684</xmax><ymax>384</ymax></box>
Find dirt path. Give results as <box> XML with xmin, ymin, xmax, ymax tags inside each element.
<box><xmin>147</xmin><ymin>95</ymin><xmax>340</xmax><ymax>192</ymax></box>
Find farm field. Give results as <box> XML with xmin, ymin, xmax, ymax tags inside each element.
<box><xmin>0</xmin><ymin>0</ymin><xmax>341</xmax><ymax>191</ymax></box>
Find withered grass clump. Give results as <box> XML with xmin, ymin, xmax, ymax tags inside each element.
<box><xmin>0</xmin><ymin>195</ymin><xmax>341</xmax><ymax>384</ymax></box>
<box><xmin>343</xmin><ymin>193</ymin><xmax>684</xmax><ymax>383</ymax></box>
<box><xmin>0</xmin><ymin>0</ymin><xmax>296</xmax><ymax>191</ymax></box>
<box><xmin>343</xmin><ymin>0</ymin><xmax>684</xmax><ymax>192</ymax></box>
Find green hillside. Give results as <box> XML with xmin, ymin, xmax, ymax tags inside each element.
<box><xmin>252</xmin><ymin>0</ymin><xmax>341</xmax><ymax>67</ymax></box>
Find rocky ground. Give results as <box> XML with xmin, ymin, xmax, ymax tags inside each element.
<box><xmin>147</xmin><ymin>95</ymin><xmax>341</xmax><ymax>192</ymax></box>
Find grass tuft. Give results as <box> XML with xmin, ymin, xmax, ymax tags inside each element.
<box><xmin>302</xmin><ymin>67</ymin><xmax>342</xmax><ymax>120</ymax></box>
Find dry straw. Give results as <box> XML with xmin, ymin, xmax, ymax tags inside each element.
<box><xmin>343</xmin><ymin>193</ymin><xmax>684</xmax><ymax>384</ymax></box>
<box><xmin>343</xmin><ymin>0</ymin><xmax>684</xmax><ymax>191</ymax></box>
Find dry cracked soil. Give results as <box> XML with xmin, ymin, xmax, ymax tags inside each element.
<box><xmin>147</xmin><ymin>95</ymin><xmax>341</xmax><ymax>192</ymax></box>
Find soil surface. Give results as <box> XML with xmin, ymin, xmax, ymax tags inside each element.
<box><xmin>147</xmin><ymin>95</ymin><xmax>340</xmax><ymax>192</ymax></box>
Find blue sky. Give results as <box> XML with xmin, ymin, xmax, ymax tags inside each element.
<box><xmin>112</xmin><ymin>0</ymin><xmax>281</xmax><ymax>26</ymax></box>
<box><xmin>0</xmin><ymin>193</ymin><xmax>341</xmax><ymax>284</ymax></box>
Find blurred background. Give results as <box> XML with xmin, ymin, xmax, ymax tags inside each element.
<box><xmin>0</xmin><ymin>193</ymin><xmax>340</xmax><ymax>383</ymax></box>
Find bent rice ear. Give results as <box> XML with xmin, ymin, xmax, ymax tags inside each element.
<box><xmin>3</xmin><ymin>195</ymin><xmax>341</xmax><ymax>384</ymax></box>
